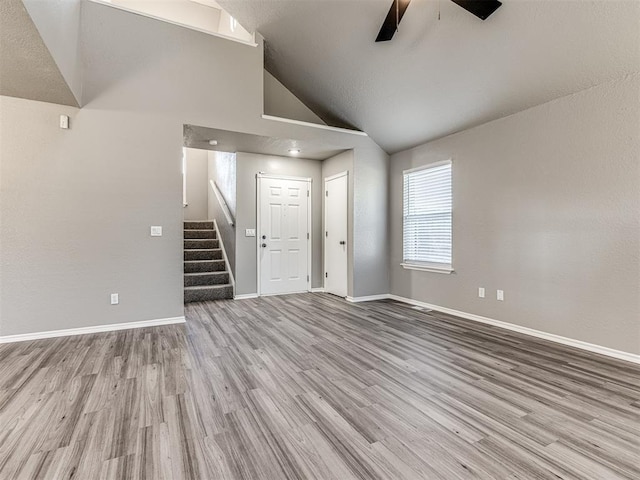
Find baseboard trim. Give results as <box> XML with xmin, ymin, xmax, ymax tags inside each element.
<box><xmin>311</xmin><ymin>288</ymin><xmax>325</xmax><ymax>293</ymax></box>
<box><xmin>387</xmin><ymin>295</ymin><xmax>640</xmax><ymax>365</ymax></box>
<box><xmin>234</xmin><ymin>293</ymin><xmax>259</xmax><ymax>300</ymax></box>
<box><xmin>0</xmin><ymin>316</ymin><xmax>186</xmax><ymax>344</ymax></box>
<box><xmin>346</xmin><ymin>294</ymin><xmax>391</xmax><ymax>303</ymax></box>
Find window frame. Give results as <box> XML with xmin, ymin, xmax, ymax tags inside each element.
<box><xmin>401</xmin><ymin>159</ymin><xmax>454</xmax><ymax>274</ymax></box>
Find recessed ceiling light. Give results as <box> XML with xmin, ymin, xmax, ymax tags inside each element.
<box><xmin>289</xmin><ymin>149</ymin><xmax>300</xmax><ymax>154</ymax></box>
<box><xmin>208</xmin><ymin>140</ymin><xmax>218</xmax><ymax>146</ymax></box>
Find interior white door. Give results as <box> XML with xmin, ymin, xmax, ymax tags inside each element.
<box><xmin>324</xmin><ymin>173</ymin><xmax>348</xmax><ymax>297</ymax></box>
<box><xmin>258</xmin><ymin>176</ymin><xmax>310</xmax><ymax>295</ymax></box>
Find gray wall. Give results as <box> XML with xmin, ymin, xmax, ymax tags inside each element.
<box><xmin>353</xmin><ymin>149</ymin><xmax>389</xmax><ymax>298</ymax></box>
<box><xmin>0</xmin><ymin>95</ymin><xmax>184</xmax><ymax>335</ymax></box>
<box><xmin>263</xmin><ymin>70</ymin><xmax>326</xmax><ymax>126</ymax></box>
<box><xmin>0</xmin><ymin>1</ymin><xmax>389</xmax><ymax>337</ymax></box>
<box><xmin>183</xmin><ymin>148</ymin><xmax>208</xmax><ymax>221</ymax></box>
<box><xmin>321</xmin><ymin>150</ymin><xmax>354</xmax><ymax>296</ymax></box>
<box><xmin>208</xmin><ymin>151</ymin><xmax>236</xmax><ymax>276</ymax></box>
<box><xmin>389</xmin><ymin>75</ymin><xmax>640</xmax><ymax>355</ymax></box>
<box><xmin>235</xmin><ymin>152</ymin><xmax>323</xmax><ymax>295</ymax></box>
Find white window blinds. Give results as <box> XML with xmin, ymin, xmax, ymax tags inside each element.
<box><xmin>403</xmin><ymin>161</ymin><xmax>452</xmax><ymax>270</ymax></box>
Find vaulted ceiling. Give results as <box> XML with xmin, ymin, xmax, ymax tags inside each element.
<box><xmin>0</xmin><ymin>0</ymin><xmax>78</xmax><ymax>107</ymax></box>
<box><xmin>218</xmin><ymin>0</ymin><xmax>640</xmax><ymax>153</ymax></box>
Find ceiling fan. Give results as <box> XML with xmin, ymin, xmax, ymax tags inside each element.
<box><xmin>375</xmin><ymin>0</ymin><xmax>502</xmax><ymax>42</ymax></box>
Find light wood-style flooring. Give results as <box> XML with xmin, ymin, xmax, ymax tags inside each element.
<box><xmin>1</xmin><ymin>294</ymin><xmax>639</xmax><ymax>479</ymax></box>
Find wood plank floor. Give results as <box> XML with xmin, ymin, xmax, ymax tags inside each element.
<box><xmin>1</xmin><ymin>293</ymin><xmax>639</xmax><ymax>479</ymax></box>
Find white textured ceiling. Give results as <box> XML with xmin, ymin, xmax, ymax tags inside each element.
<box><xmin>184</xmin><ymin>125</ymin><xmax>348</xmax><ymax>160</ymax></box>
<box><xmin>218</xmin><ymin>0</ymin><xmax>640</xmax><ymax>153</ymax></box>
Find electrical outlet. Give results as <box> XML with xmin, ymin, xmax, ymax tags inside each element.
<box><xmin>478</xmin><ymin>287</ymin><xmax>485</xmax><ymax>298</ymax></box>
<box><xmin>110</xmin><ymin>293</ymin><xmax>119</xmax><ymax>305</ymax></box>
<box><xmin>150</xmin><ymin>226</ymin><xmax>162</xmax><ymax>237</ymax></box>
<box><xmin>497</xmin><ymin>290</ymin><xmax>504</xmax><ymax>301</ymax></box>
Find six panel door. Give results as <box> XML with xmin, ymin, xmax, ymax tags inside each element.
<box><xmin>259</xmin><ymin>177</ymin><xmax>310</xmax><ymax>295</ymax></box>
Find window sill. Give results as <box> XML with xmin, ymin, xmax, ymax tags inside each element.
<box><xmin>401</xmin><ymin>263</ymin><xmax>454</xmax><ymax>274</ymax></box>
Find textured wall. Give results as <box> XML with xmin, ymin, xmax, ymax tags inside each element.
<box><xmin>235</xmin><ymin>152</ymin><xmax>323</xmax><ymax>295</ymax></box>
<box><xmin>389</xmin><ymin>75</ymin><xmax>640</xmax><ymax>355</ymax></box>
<box><xmin>183</xmin><ymin>148</ymin><xmax>208</xmax><ymax>221</ymax></box>
<box><xmin>0</xmin><ymin>96</ymin><xmax>184</xmax><ymax>335</ymax></box>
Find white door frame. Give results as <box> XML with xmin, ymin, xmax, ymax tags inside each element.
<box><xmin>256</xmin><ymin>173</ymin><xmax>313</xmax><ymax>296</ymax></box>
<box><xmin>323</xmin><ymin>170</ymin><xmax>348</xmax><ymax>294</ymax></box>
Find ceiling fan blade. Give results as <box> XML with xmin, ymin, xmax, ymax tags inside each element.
<box><xmin>450</xmin><ymin>0</ymin><xmax>502</xmax><ymax>20</ymax></box>
<box><xmin>375</xmin><ymin>0</ymin><xmax>412</xmax><ymax>42</ymax></box>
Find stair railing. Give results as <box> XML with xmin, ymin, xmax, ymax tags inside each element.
<box><xmin>213</xmin><ymin>219</ymin><xmax>235</xmax><ymax>296</ymax></box>
<box><xmin>209</xmin><ymin>179</ymin><xmax>235</xmax><ymax>227</ymax></box>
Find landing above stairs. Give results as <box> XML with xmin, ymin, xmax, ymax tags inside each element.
<box><xmin>184</xmin><ymin>221</ymin><xmax>233</xmax><ymax>302</ymax></box>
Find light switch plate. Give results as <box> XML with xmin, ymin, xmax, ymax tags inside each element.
<box><xmin>497</xmin><ymin>290</ymin><xmax>504</xmax><ymax>301</ymax></box>
<box><xmin>478</xmin><ymin>287</ymin><xmax>485</xmax><ymax>298</ymax></box>
<box><xmin>245</xmin><ymin>229</ymin><xmax>256</xmax><ymax>237</ymax></box>
<box><xmin>111</xmin><ymin>293</ymin><xmax>119</xmax><ymax>305</ymax></box>
<box><xmin>150</xmin><ymin>226</ymin><xmax>162</xmax><ymax>237</ymax></box>
<box><xmin>59</xmin><ymin>115</ymin><xmax>69</xmax><ymax>129</ymax></box>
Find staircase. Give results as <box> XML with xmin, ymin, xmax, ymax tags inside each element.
<box><xmin>184</xmin><ymin>221</ymin><xmax>233</xmax><ymax>302</ymax></box>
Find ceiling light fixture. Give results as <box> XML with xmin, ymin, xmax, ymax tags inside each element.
<box><xmin>289</xmin><ymin>148</ymin><xmax>301</xmax><ymax>154</ymax></box>
<box><xmin>208</xmin><ymin>140</ymin><xmax>218</xmax><ymax>146</ymax></box>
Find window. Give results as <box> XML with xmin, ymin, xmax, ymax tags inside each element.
<box><xmin>402</xmin><ymin>160</ymin><xmax>453</xmax><ymax>273</ymax></box>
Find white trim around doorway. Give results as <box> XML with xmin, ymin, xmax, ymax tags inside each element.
<box><xmin>256</xmin><ymin>173</ymin><xmax>313</xmax><ymax>297</ymax></box>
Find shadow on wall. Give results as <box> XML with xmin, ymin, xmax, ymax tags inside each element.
<box><xmin>208</xmin><ymin>151</ymin><xmax>237</xmax><ymax>277</ymax></box>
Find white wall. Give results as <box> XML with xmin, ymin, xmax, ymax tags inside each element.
<box><xmin>183</xmin><ymin>148</ymin><xmax>208</xmax><ymax>220</ymax></box>
<box><xmin>208</xmin><ymin>151</ymin><xmax>236</xmax><ymax>218</ymax></box>
<box><xmin>389</xmin><ymin>75</ymin><xmax>640</xmax><ymax>355</ymax></box>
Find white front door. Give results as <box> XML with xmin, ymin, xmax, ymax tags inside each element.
<box><xmin>324</xmin><ymin>172</ymin><xmax>348</xmax><ymax>297</ymax></box>
<box><xmin>258</xmin><ymin>175</ymin><xmax>311</xmax><ymax>295</ymax></box>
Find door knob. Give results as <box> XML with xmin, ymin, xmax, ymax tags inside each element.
<box><xmin>262</xmin><ymin>243</ymin><xmax>267</xmax><ymax>248</ymax></box>
<box><xmin>339</xmin><ymin>241</ymin><xmax>346</xmax><ymax>245</ymax></box>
